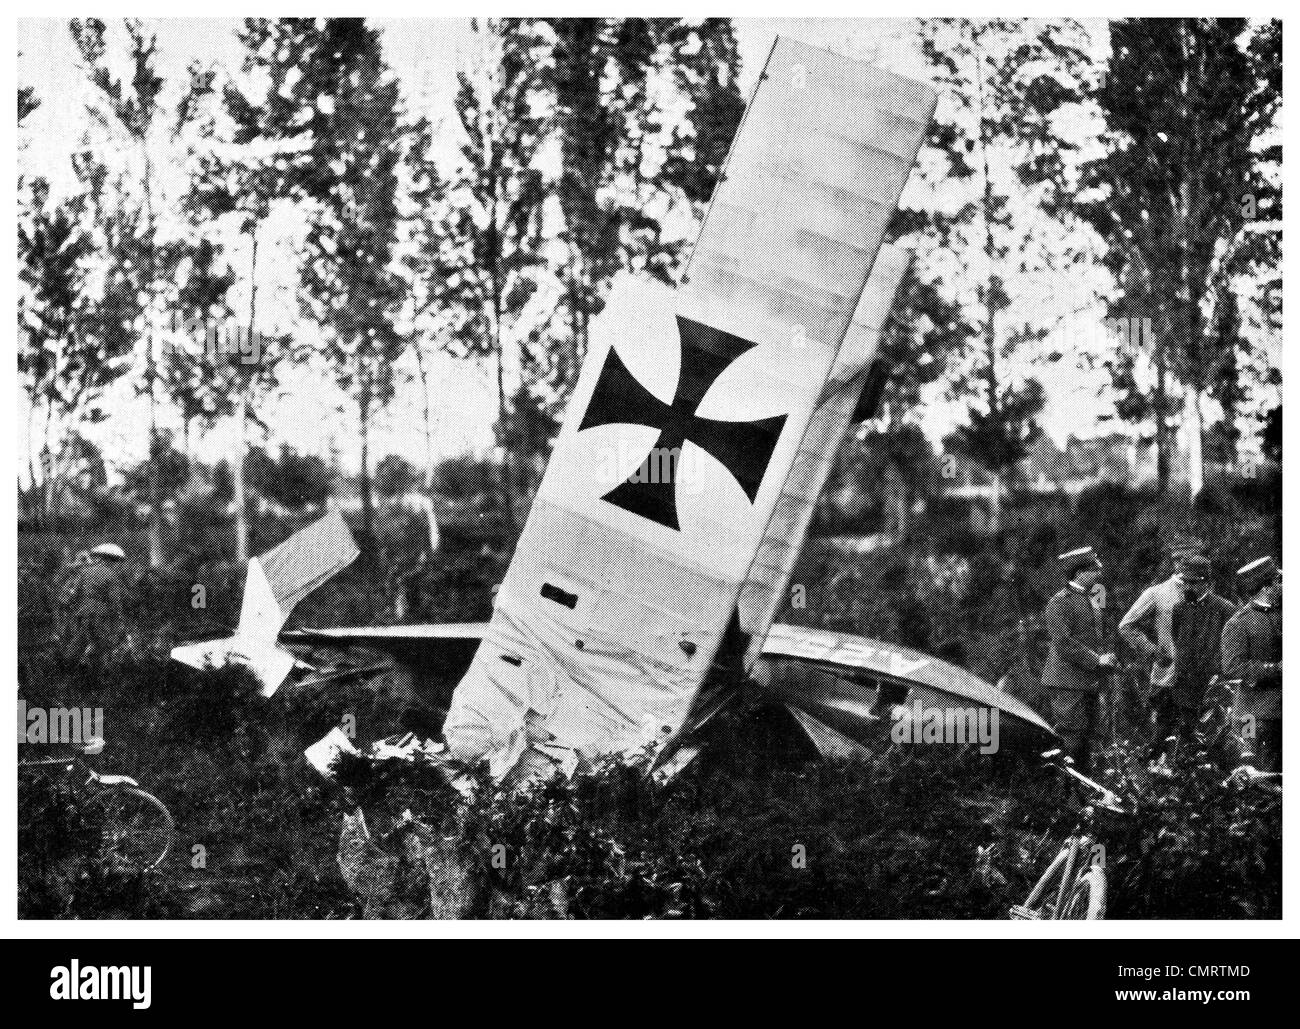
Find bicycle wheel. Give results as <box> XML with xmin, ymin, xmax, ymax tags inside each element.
<box><xmin>1060</xmin><ymin>865</ymin><xmax>1107</xmax><ymax>919</ymax></box>
<box><xmin>85</xmin><ymin>786</ymin><xmax>174</xmax><ymax>871</ymax></box>
<box><xmin>1011</xmin><ymin>846</ymin><xmax>1071</xmax><ymax>919</ymax></box>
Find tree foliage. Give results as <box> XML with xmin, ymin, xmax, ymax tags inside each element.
<box><xmin>1080</xmin><ymin>19</ymin><xmax>1281</xmax><ymax>490</ymax></box>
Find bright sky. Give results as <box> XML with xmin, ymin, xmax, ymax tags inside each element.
<box><xmin>16</xmin><ymin>17</ymin><xmax>1166</xmax><ymax>481</ymax></box>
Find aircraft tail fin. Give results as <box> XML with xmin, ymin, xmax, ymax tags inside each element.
<box><xmin>170</xmin><ymin>512</ymin><xmax>360</xmax><ymax>696</ymax></box>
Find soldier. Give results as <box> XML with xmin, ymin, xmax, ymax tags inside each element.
<box><xmin>1042</xmin><ymin>546</ymin><xmax>1118</xmax><ymax>774</ymax></box>
<box><xmin>57</xmin><ymin>542</ymin><xmax>126</xmax><ymax>666</ymax></box>
<box><xmin>1222</xmin><ymin>556</ymin><xmax>1282</xmax><ymax>771</ymax></box>
<box><xmin>1154</xmin><ymin>555</ymin><xmax>1236</xmax><ymax>760</ymax></box>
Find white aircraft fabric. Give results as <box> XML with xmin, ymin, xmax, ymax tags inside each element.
<box><xmin>443</xmin><ymin>37</ymin><xmax>936</xmax><ymax>778</ymax></box>
<box><xmin>171</xmin><ymin>511</ymin><xmax>360</xmax><ymax>695</ymax></box>
<box><xmin>738</xmin><ymin>243</ymin><xmax>911</xmax><ymax>668</ymax></box>
<box><xmin>257</xmin><ymin>510</ymin><xmax>362</xmax><ymax>619</ymax></box>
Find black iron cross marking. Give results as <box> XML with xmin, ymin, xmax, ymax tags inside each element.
<box><xmin>578</xmin><ymin>315</ymin><xmax>787</xmax><ymax>532</ymax></box>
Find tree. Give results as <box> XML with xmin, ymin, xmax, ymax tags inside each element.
<box><xmin>945</xmin><ymin>378</ymin><xmax>1046</xmax><ymax>512</ymax></box>
<box><xmin>18</xmin><ymin>85</ymin><xmax>40</xmax><ymax>127</ymax></box>
<box><xmin>70</xmin><ymin>18</ymin><xmax>176</xmax><ymax>564</ymax></box>
<box><xmin>917</xmin><ymin>18</ymin><xmax>1105</xmax><ymax>531</ymax></box>
<box><xmin>536</xmin><ymin>18</ymin><xmax>743</xmax><ymax>400</ymax></box>
<box><xmin>831</xmin><ymin>422</ymin><xmax>936</xmax><ymax>538</ymax></box>
<box><xmin>374</xmin><ymin>454</ymin><xmax>420</xmax><ymax>500</ymax></box>
<box><xmin>285</xmin><ymin>19</ymin><xmax>409</xmax><ymax>550</ymax></box>
<box><xmin>1259</xmin><ymin>403</ymin><xmax>1281</xmax><ymax>465</ymax></box>
<box><xmin>121</xmin><ymin>431</ymin><xmax>190</xmax><ymax>510</ymax></box>
<box><xmin>70</xmin><ymin>19</ymin><xmax>237</xmax><ymax>564</ymax></box>
<box><xmin>163</xmin><ymin>235</ymin><xmax>238</xmax><ymax>458</ymax></box>
<box><xmin>440</xmin><ymin>18</ymin><xmax>553</xmax><ymax>536</ymax></box>
<box><xmin>246</xmin><ymin>446</ymin><xmax>333</xmax><ymax>511</ymax></box>
<box><xmin>1081</xmin><ymin>19</ymin><xmax>1281</xmax><ymax>497</ymax></box>
<box><xmin>430</xmin><ymin>18</ymin><xmax>745</xmax><ymax>532</ymax></box>
<box><xmin>434</xmin><ymin>453</ymin><xmax>496</xmax><ymax>502</ymax></box>
<box><xmin>396</xmin><ymin>110</ymin><xmax>466</xmax><ymax>552</ymax></box>
<box><xmin>18</xmin><ymin>172</ymin><xmax>133</xmax><ymax>518</ymax></box>
<box><xmin>179</xmin><ymin>20</ymin><xmax>329</xmax><ymax>559</ymax></box>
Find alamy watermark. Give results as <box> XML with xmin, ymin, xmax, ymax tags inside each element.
<box><xmin>590</xmin><ymin>441</ymin><xmax>710</xmax><ymax>494</ymax></box>
<box><xmin>134</xmin><ymin>310</ymin><xmax>269</xmax><ymax>366</ymax></box>
<box><xmin>18</xmin><ymin>699</ymin><xmax>104</xmax><ymax>745</ymax></box>
<box><xmin>890</xmin><ymin>700</ymin><xmax>1000</xmax><ymax>755</ymax></box>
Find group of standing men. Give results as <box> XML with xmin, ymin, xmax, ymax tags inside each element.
<box><xmin>1041</xmin><ymin>538</ymin><xmax>1282</xmax><ymax>774</ymax></box>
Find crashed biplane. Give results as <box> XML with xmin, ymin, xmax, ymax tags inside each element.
<box><xmin>174</xmin><ymin>37</ymin><xmax>1056</xmax><ymax>779</ymax></box>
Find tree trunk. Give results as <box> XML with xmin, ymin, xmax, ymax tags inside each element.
<box><xmin>358</xmin><ymin>373</ymin><xmax>374</xmax><ymax>547</ymax></box>
<box><xmin>988</xmin><ymin>468</ymin><xmax>1002</xmax><ymax>536</ymax></box>
<box><xmin>147</xmin><ymin>384</ymin><xmax>164</xmax><ymax>569</ymax></box>
<box><xmin>413</xmin><ymin>342</ymin><xmax>440</xmax><ymax>554</ymax></box>
<box><xmin>494</xmin><ymin>313</ymin><xmax>516</xmax><ymax>538</ymax></box>
<box><xmin>233</xmin><ymin>232</ymin><xmax>259</xmax><ymax>564</ymax></box>
<box><xmin>885</xmin><ymin>462</ymin><xmax>909</xmax><ymax>539</ymax></box>
<box><xmin>232</xmin><ymin>389</ymin><xmax>249</xmax><ymax>563</ymax></box>
<box><xmin>1155</xmin><ymin>356</ymin><xmax>1170</xmax><ymax>493</ymax></box>
<box><xmin>143</xmin><ymin>143</ymin><xmax>163</xmax><ymax>569</ymax></box>
<box><xmin>1186</xmin><ymin>387</ymin><xmax>1204</xmax><ymax>500</ymax></box>
<box><xmin>40</xmin><ymin>445</ymin><xmax>55</xmax><ymax>521</ymax></box>
<box><xmin>974</xmin><ymin>29</ymin><xmax>1004</xmax><ymax>537</ymax></box>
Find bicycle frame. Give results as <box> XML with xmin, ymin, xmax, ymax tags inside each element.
<box><xmin>19</xmin><ymin>750</ymin><xmax>145</xmax><ymax>793</ymax></box>
<box><xmin>1051</xmin><ymin>834</ymin><xmax>1080</xmax><ymax>918</ymax></box>
<box><xmin>1013</xmin><ymin>750</ymin><xmax>1126</xmax><ymax>920</ymax></box>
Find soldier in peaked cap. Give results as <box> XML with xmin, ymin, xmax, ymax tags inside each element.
<box><xmin>1157</xmin><ymin>555</ymin><xmax>1236</xmax><ymax>759</ymax></box>
<box><xmin>1222</xmin><ymin>556</ymin><xmax>1282</xmax><ymax>771</ymax></box>
<box><xmin>1041</xmin><ymin>546</ymin><xmax>1118</xmax><ymax>774</ymax></box>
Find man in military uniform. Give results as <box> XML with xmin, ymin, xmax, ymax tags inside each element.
<box><xmin>1157</xmin><ymin>555</ymin><xmax>1236</xmax><ymax>759</ymax></box>
<box><xmin>1042</xmin><ymin>546</ymin><xmax>1118</xmax><ymax>774</ymax></box>
<box><xmin>57</xmin><ymin>543</ymin><xmax>126</xmax><ymax>665</ymax></box>
<box><xmin>1221</xmin><ymin>556</ymin><xmax>1282</xmax><ymax>771</ymax></box>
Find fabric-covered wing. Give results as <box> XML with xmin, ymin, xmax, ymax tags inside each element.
<box><xmin>738</xmin><ymin>244</ymin><xmax>910</xmax><ymax>668</ymax></box>
<box><xmin>758</xmin><ymin>623</ymin><xmax>1058</xmax><ymax>752</ymax></box>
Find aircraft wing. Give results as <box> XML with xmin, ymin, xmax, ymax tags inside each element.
<box><xmin>441</xmin><ymin>37</ymin><xmax>936</xmax><ymax>777</ymax></box>
<box><xmin>284</xmin><ymin>623</ymin><xmax>489</xmax><ymax>687</ymax></box>
<box><xmin>286</xmin><ymin>619</ymin><xmax>1057</xmax><ymax>759</ymax></box>
<box><xmin>757</xmin><ymin>623</ymin><xmax>1059</xmax><ymax>754</ymax></box>
<box><xmin>738</xmin><ymin>245</ymin><xmax>910</xmax><ymax>668</ymax></box>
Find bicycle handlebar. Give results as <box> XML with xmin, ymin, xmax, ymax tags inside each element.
<box><xmin>1040</xmin><ymin>749</ymin><xmax>1128</xmax><ymax>814</ymax></box>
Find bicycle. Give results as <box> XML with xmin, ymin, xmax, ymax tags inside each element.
<box><xmin>18</xmin><ymin>738</ymin><xmax>174</xmax><ymax>871</ymax></box>
<box><xmin>1010</xmin><ymin>748</ymin><xmax>1128</xmax><ymax>920</ymax></box>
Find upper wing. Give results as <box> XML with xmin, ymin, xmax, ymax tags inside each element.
<box><xmin>442</xmin><ymin>37</ymin><xmax>936</xmax><ymax>776</ymax></box>
<box><xmin>738</xmin><ymin>244</ymin><xmax>911</xmax><ymax>669</ymax></box>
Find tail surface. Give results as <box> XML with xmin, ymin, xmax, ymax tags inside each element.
<box><xmin>170</xmin><ymin>511</ymin><xmax>360</xmax><ymax>695</ymax></box>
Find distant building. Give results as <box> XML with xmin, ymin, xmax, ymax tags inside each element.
<box><xmin>944</xmin><ymin>421</ymin><xmax>1272</xmax><ymax>514</ymax></box>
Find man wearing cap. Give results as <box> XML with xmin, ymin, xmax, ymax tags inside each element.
<box><xmin>1155</xmin><ymin>555</ymin><xmax>1236</xmax><ymax>759</ymax></box>
<box><xmin>1118</xmin><ymin>537</ymin><xmax>1206</xmax><ymax>725</ymax></box>
<box><xmin>57</xmin><ymin>543</ymin><xmax>127</xmax><ymax>665</ymax></box>
<box><xmin>1222</xmin><ymin>557</ymin><xmax>1282</xmax><ymax>771</ymax></box>
<box><xmin>1042</xmin><ymin>546</ymin><xmax>1118</xmax><ymax>773</ymax></box>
